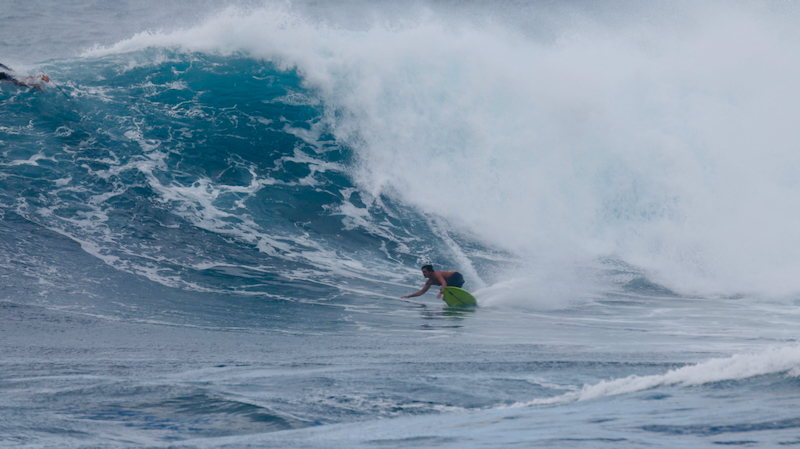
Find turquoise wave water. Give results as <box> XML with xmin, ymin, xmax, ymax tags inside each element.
<box><xmin>1</xmin><ymin>52</ymin><xmax>474</xmax><ymax>322</ymax></box>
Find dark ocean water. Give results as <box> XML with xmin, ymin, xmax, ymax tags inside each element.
<box><xmin>4</xmin><ymin>2</ymin><xmax>800</xmax><ymax>447</ymax></box>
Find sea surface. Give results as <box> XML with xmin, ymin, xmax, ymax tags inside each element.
<box><xmin>4</xmin><ymin>1</ymin><xmax>800</xmax><ymax>447</ymax></box>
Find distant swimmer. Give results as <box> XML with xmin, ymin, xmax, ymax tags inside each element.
<box><xmin>0</xmin><ymin>63</ymin><xmax>50</xmax><ymax>90</ymax></box>
<box><xmin>401</xmin><ymin>264</ymin><xmax>465</xmax><ymax>299</ymax></box>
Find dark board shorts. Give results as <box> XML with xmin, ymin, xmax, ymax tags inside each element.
<box><xmin>446</xmin><ymin>272</ymin><xmax>465</xmax><ymax>288</ymax></box>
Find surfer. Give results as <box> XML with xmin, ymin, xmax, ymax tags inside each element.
<box><xmin>401</xmin><ymin>265</ymin><xmax>465</xmax><ymax>299</ymax></box>
<box><xmin>0</xmin><ymin>63</ymin><xmax>50</xmax><ymax>90</ymax></box>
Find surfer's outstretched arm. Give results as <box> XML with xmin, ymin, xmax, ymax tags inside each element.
<box><xmin>402</xmin><ymin>281</ymin><xmax>431</xmax><ymax>298</ymax></box>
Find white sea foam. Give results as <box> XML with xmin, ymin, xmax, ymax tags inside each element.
<box><xmin>475</xmin><ymin>274</ymin><xmax>594</xmax><ymax>310</ymax></box>
<box><xmin>509</xmin><ymin>345</ymin><xmax>800</xmax><ymax>407</ymax></box>
<box><xmin>0</xmin><ymin>153</ymin><xmax>56</xmax><ymax>167</ymax></box>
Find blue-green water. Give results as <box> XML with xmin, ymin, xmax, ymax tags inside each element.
<box><xmin>4</xmin><ymin>2</ymin><xmax>800</xmax><ymax>447</ymax></box>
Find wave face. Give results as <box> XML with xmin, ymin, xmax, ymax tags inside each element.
<box><xmin>2</xmin><ymin>51</ymin><xmax>463</xmax><ymax>313</ymax></box>
<box><xmin>55</xmin><ymin>1</ymin><xmax>800</xmax><ymax>301</ymax></box>
<box><xmin>4</xmin><ymin>3</ymin><xmax>800</xmax><ymax>303</ymax></box>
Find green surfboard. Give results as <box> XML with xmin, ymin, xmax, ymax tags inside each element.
<box><xmin>442</xmin><ymin>286</ymin><xmax>477</xmax><ymax>306</ymax></box>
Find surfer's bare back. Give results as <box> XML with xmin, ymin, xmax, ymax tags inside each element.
<box><xmin>402</xmin><ymin>264</ymin><xmax>465</xmax><ymax>299</ymax></box>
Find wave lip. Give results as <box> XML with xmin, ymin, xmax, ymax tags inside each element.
<box><xmin>511</xmin><ymin>345</ymin><xmax>800</xmax><ymax>407</ymax></box>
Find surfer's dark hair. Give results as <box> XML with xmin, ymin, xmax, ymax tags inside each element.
<box><xmin>0</xmin><ymin>72</ymin><xmax>25</xmax><ymax>87</ymax></box>
<box><xmin>421</xmin><ymin>264</ymin><xmax>433</xmax><ymax>272</ymax></box>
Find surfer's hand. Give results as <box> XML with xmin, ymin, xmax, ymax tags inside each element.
<box><xmin>401</xmin><ymin>295</ymin><xmax>409</xmax><ymax>298</ymax></box>
<box><xmin>437</xmin><ymin>292</ymin><xmax>443</xmax><ymax>299</ymax></box>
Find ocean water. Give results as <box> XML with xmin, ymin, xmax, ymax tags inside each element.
<box><xmin>4</xmin><ymin>1</ymin><xmax>800</xmax><ymax>447</ymax></box>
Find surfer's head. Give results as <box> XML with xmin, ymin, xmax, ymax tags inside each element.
<box><xmin>421</xmin><ymin>265</ymin><xmax>434</xmax><ymax>277</ymax></box>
